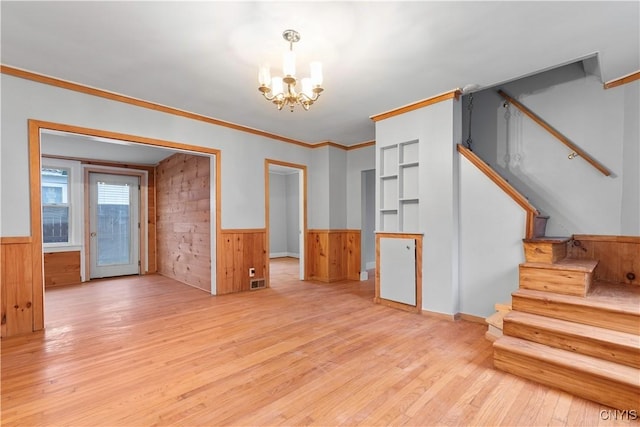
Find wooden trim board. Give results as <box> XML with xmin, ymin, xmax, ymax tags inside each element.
<box><xmin>370</xmin><ymin>89</ymin><xmax>461</xmax><ymax>122</ymax></box>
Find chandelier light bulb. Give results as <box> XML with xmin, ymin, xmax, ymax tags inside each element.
<box><xmin>271</xmin><ymin>76</ymin><xmax>284</xmax><ymax>97</ymax></box>
<box><xmin>310</xmin><ymin>61</ymin><xmax>323</xmax><ymax>86</ymax></box>
<box><xmin>258</xmin><ymin>64</ymin><xmax>271</xmax><ymax>87</ymax></box>
<box><xmin>283</xmin><ymin>51</ymin><xmax>296</xmax><ymax>80</ymax></box>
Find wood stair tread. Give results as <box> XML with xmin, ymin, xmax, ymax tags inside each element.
<box><xmin>494</xmin><ymin>336</ymin><xmax>640</xmax><ymax>388</ymax></box>
<box><xmin>505</xmin><ymin>311</ymin><xmax>640</xmax><ymax>349</ymax></box>
<box><xmin>521</xmin><ymin>258</ymin><xmax>598</xmax><ymax>272</ymax></box>
<box><xmin>513</xmin><ymin>285</ymin><xmax>640</xmax><ymax>315</ymax></box>
<box><xmin>523</xmin><ymin>237</ymin><xmax>571</xmax><ymax>244</ymax></box>
<box><xmin>494</xmin><ymin>301</ymin><xmax>512</xmax><ymax>313</ymax></box>
<box><xmin>486</xmin><ymin>311</ymin><xmax>505</xmax><ymax>329</ymax></box>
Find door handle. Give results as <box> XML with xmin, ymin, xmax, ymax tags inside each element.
<box><xmin>90</xmin><ymin>232</ymin><xmax>97</xmax><ymax>237</ymax></box>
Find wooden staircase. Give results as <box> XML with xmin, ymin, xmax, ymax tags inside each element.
<box><xmin>493</xmin><ymin>237</ymin><xmax>640</xmax><ymax>411</ymax></box>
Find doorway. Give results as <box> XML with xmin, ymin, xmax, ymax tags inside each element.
<box><xmin>265</xmin><ymin>160</ymin><xmax>307</xmax><ymax>284</ymax></box>
<box><xmin>88</xmin><ymin>172</ymin><xmax>140</xmax><ymax>278</ymax></box>
<box><xmin>361</xmin><ymin>169</ymin><xmax>376</xmax><ymax>279</ymax></box>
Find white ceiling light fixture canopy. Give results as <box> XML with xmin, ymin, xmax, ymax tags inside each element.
<box><xmin>258</xmin><ymin>29</ymin><xmax>324</xmax><ymax>112</ymax></box>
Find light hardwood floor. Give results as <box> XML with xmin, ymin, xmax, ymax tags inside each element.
<box><xmin>1</xmin><ymin>258</ymin><xmax>634</xmax><ymax>426</ymax></box>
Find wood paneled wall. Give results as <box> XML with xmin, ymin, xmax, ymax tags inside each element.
<box><xmin>306</xmin><ymin>230</ymin><xmax>361</xmax><ymax>282</ymax></box>
<box><xmin>44</xmin><ymin>251</ymin><xmax>81</xmax><ymax>288</ymax></box>
<box><xmin>568</xmin><ymin>235</ymin><xmax>639</xmax><ymax>286</ymax></box>
<box><xmin>147</xmin><ymin>166</ymin><xmax>157</xmax><ymax>274</ymax></box>
<box><xmin>1</xmin><ymin>238</ymin><xmax>35</xmax><ymax>337</ymax></box>
<box><xmin>156</xmin><ymin>153</ymin><xmax>211</xmax><ymax>291</ymax></box>
<box><xmin>218</xmin><ymin>230</ymin><xmax>267</xmax><ymax>294</ymax></box>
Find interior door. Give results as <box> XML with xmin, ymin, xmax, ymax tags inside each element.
<box><xmin>89</xmin><ymin>173</ymin><xmax>140</xmax><ymax>278</ymax></box>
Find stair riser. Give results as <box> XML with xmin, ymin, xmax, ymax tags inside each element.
<box><xmin>523</xmin><ymin>242</ymin><xmax>567</xmax><ymax>264</ymax></box>
<box><xmin>519</xmin><ymin>266</ymin><xmax>590</xmax><ymax>296</ymax></box>
<box><xmin>512</xmin><ymin>294</ymin><xmax>640</xmax><ymax>335</ymax></box>
<box><xmin>503</xmin><ymin>319</ymin><xmax>640</xmax><ymax>368</ymax></box>
<box><xmin>494</xmin><ymin>347</ymin><xmax>639</xmax><ymax>411</ymax></box>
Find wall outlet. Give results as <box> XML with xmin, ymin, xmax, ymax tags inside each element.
<box><xmin>249</xmin><ymin>267</ymin><xmax>255</xmax><ymax>277</ymax></box>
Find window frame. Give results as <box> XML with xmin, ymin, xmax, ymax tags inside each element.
<box><xmin>41</xmin><ymin>158</ymin><xmax>82</xmax><ymax>249</ymax></box>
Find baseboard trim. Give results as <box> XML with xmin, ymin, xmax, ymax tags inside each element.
<box><xmin>420</xmin><ymin>310</ymin><xmax>461</xmax><ymax>322</ymax></box>
<box><xmin>458</xmin><ymin>313</ymin><xmax>487</xmax><ymax>324</ymax></box>
<box><xmin>270</xmin><ymin>252</ymin><xmax>299</xmax><ymax>259</ymax></box>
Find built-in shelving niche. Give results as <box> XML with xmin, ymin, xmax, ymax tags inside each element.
<box><xmin>379</xmin><ymin>139</ymin><xmax>419</xmax><ymax>232</ymax></box>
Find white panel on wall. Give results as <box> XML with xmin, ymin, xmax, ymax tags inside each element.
<box><xmin>380</xmin><ymin>237</ymin><xmax>416</xmax><ymax>305</ymax></box>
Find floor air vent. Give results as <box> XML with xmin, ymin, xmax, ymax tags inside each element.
<box><xmin>249</xmin><ymin>278</ymin><xmax>266</xmax><ymax>290</ymax></box>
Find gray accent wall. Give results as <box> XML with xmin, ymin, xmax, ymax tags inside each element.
<box><xmin>463</xmin><ymin>61</ymin><xmax>639</xmax><ymax>235</ymax></box>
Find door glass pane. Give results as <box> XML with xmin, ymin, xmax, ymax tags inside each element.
<box><xmin>97</xmin><ymin>181</ymin><xmax>131</xmax><ymax>266</ymax></box>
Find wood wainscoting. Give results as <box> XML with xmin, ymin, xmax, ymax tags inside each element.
<box><xmin>44</xmin><ymin>251</ymin><xmax>81</xmax><ymax>288</ymax></box>
<box><xmin>306</xmin><ymin>229</ymin><xmax>361</xmax><ymax>282</ymax></box>
<box><xmin>568</xmin><ymin>235</ymin><xmax>639</xmax><ymax>286</ymax></box>
<box><xmin>218</xmin><ymin>229</ymin><xmax>267</xmax><ymax>294</ymax></box>
<box><xmin>1</xmin><ymin>237</ymin><xmax>35</xmax><ymax>337</ymax></box>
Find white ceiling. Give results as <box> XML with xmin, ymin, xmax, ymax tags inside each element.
<box><xmin>2</xmin><ymin>1</ymin><xmax>639</xmax><ymax>147</ymax></box>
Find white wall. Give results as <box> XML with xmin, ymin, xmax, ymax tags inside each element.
<box><xmin>0</xmin><ymin>74</ymin><xmax>348</xmax><ymax>237</ymax></box>
<box><xmin>285</xmin><ymin>173</ymin><xmax>300</xmax><ymax>255</ymax></box>
<box><xmin>375</xmin><ymin>98</ymin><xmax>462</xmax><ymax>316</ymax></box>
<box><xmin>269</xmin><ymin>173</ymin><xmax>287</xmax><ymax>256</ymax></box>
<box><xmin>463</xmin><ymin>63</ymin><xmax>639</xmax><ymax>236</ymax></box>
<box><xmin>459</xmin><ymin>155</ymin><xmax>526</xmax><ymax>317</ymax></box>
<box><xmin>621</xmin><ymin>81</ymin><xmax>640</xmax><ymax>234</ymax></box>
<box><xmin>328</xmin><ymin>146</ymin><xmax>347</xmax><ymax>229</ymax></box>
<box><xmin>346</xmin><ymin>145</ymin><xmax>375</xmax><ymax>229</ymax></box>
<box><xmin>308</xmin><ymin>147</ymin><xmax>330</xmax><ymax>229</ymax></box>
<box><xmin>268</xmin><ymin>171</ymin><xmax>300</xmax><ymax>258</ymax></box>
<box><xmin>361</xmin><ymin>169</ymin><xmax>376</xmax><ymax>271</ymax></box>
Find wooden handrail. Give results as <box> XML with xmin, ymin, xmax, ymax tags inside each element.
<box><xmin>604</xmin><ymin>70</ymin><xmax>640</xmax><ymax>90</ymax></box>
<box><xmin>497</xmin><ymin>90</ymin><xmax>611</xmax><ymax>177</ymax></box>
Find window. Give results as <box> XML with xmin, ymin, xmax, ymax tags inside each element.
<box><xmin>42</xmin><ymin>167</ymin><xmax>70</xmax><ymax>244</ymax></box>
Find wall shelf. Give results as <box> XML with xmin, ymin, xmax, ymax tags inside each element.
<box><xmin>379</xmin><ymin>140</ymin><xmax>419</xmax><ymax>232</ymax></box>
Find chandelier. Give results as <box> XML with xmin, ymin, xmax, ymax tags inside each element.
<box><xmin>258</xmin><ymin>29</ymin><xmax>324</xmax><ymax>112</ymax></box>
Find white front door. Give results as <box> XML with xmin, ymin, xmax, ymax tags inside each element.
<box><xmin>89</xmin><ymin>173</ymin><xmax>140</xmax><ymax>278</ymax></box>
